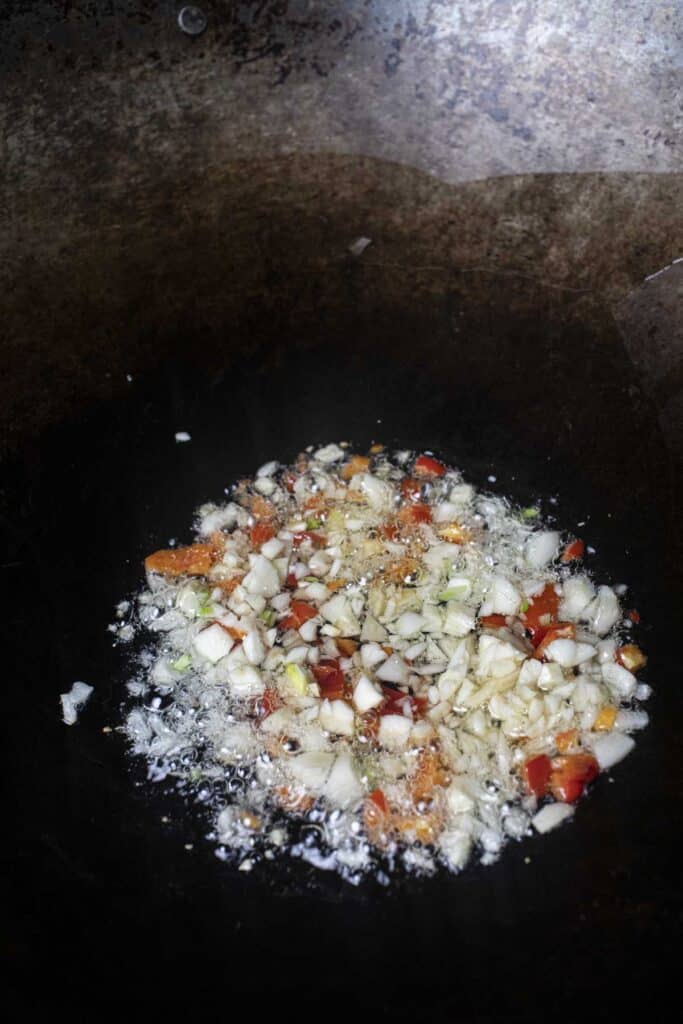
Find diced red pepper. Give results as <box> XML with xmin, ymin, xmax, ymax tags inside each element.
<box><xmin>363</xmin><ymin>787</ymin><xmax>390</xmax><ymax>837</ymax></box>
<box><xmin>521</xmin><ymin>583</ymin><xmax>560</xmax><ymax>646</ymax></box>
<box><xmin>479</xmin><ymin>613</ymin><xmax>509</xmax><ymax>629</ymax></box>
<box><xmin>145</xmin><ymin>543</ymin><xmax>216</xmax><ymax>577</ymax></box>
<box><xmin>561</xmin><ymin>539</ymin><xmax>585</xmax><ymax>563</ymax></box>
<box><xmin>311</xmin><ymin>659</ymin><xmax>346</xmax><ymax>700</ymax></box>
<box><xmin>549</xmin><ymin>753</ymin><xmax>599</xmax><ymax>803</ymax></box>
<box><xmin>626</xmin><ymin>609</ymin><xmax>641</xmax><ymax>624</ymax></box>
<box><xmin>282</xmin><ymin>470</ymin><xmax>298</xmax><ymax>493</ymax></box>
<box><xmin>398</xmin><ymin>502</ymin><xmax>432</xmax><ymax>526</ymax></box>
<box><xmin>249</xmin><ymin>496</ymin><xmax>276</xmax><ymax>520</ymax></box>
<box><xmin>249</xmin><ymin>521</ymin><xmax>276</xmax><ymax>547</ymax></box>
<box><xmin>380</xmin><ymin>686</ymin><xmax>428</xmax><ymax>718</ymax></box>
<box><xmin>522</xmin><ymin>754</ymin><xmax>552</xmax><ymax>797</ymax></box>
<box><xmin>253</xmin><ymin>689</ymin><xmax>282</xmax><ymax>719</ymax></box>
<box><xmin>380</xmin><ymin>521</ymin><xmax>401</xmax><ymax>542</ymax></box>
<box><xmin>410</xmin><ymin>748</ymin><xmax>450</xmax><ymax>804</ymax></box>
<box><xmin>292</xmin><ymin>530</ymin><xmax>326</xmax><ymax>549</ymax></box>
<box><xmin>555</xmin><ymin>729</ymin><xmax>579</xmax><ymax>753</ymax></box>
<box><xmin>400</xmin><ymin>478</ymin><xmax>423</xmax><ymax>502</ymax></box>
<box><xmin>285</xmin><ymin>572</ymin><xmax>298</xmax><ymax>589</ymax></box>
<box><xmin>368</xmin><ymin>788</ymin><xmax>389</xmax><ymax>815</ymax></box>
<box><xmin>414</xmin><ymin>454</ymin><xmax>446</xmax><ymax>478</ymax></box>
<box><xmin>533</xmin><ymin>622</ymin><xmax>577</xmax><ymax>660</ymax></box>
<box><xmin>280</xmin><ymin>600</ymin><xmax>318</xmax><ymax>630</ymax></box>
<box><xmin>340</xmin><ymin>455</ymin><xmax>370</xmax><ymax>481</ymax></box>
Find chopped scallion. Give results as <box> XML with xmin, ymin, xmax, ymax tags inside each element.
<box><xmin>285</xmin><ymin>663</ymin><xmax>309</xmax><ymax>694</ymax></box>
<box><xmin>171</xmin><ymin>653</ymin><xmax>192</xmax><ymax>672</ymax></box>
<box><xmin>437</xmin><ymin>585</ymin><xmax>469</xmax><ymax>602</ymax></box>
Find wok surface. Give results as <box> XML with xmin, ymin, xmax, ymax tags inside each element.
<box><xmin>2</xmin><ymin>1</ymin><xmax>681</xmax><ymax>1014</ymax></box>
<box><xmin>3</xmin><ymin>328</ymin><xmax>681</xmax><ymax>1015</ymax></box>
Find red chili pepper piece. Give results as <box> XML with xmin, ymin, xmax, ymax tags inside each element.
<box><xmin>311</xmin><ymin>659</ymin><xmax>346</xmax><ymax>700</ymax></box>
<box><xmin>280</xmin><ymin>600</ymin><xmax>318</xmax><ymax>630</ymax></box>
<box><xmin>414</xmin><ymin>454</ymin><xmax>446</xmax><ymax>477</ymax></box>
<box><xmin>480</xmin><ymin>614</ymin><xmax>509</xmax><ymax>629</ymax></box>
<box><xmin>561</xmin><ymin>539</ymin><xmax>585</xmax><ymax>563</ymax></box>
<box><xmin>521</xmin><ymin>584</ymin><xmax>560</xmax><ymax>646</ymax></box>
<box><xmin>522</xmin><ymin>754</ymin><xmax>552</xmax><ymax>797</ymax></box>
<box><xmin>549</xmin><ymin>754</ymin><xmax>599</xmax><ymax>803</ymax></box>
<box><xmin>249</xmin><ymin>522</ymin><xmax>276</xmax><ymax>547</ymax></box>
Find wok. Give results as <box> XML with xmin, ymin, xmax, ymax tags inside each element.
<box><xmin>2</xmin><ymin>2</ymin><xmax>682</xmax><ymax>1016</ymax></box>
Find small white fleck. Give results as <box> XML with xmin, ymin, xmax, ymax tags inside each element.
<box><xmin>524</xmin><ymin>856</ymin><xmax>531</xmax><ymax>864</ymax></box>
<box><xmin>349</xmin><ymin>236</ymin><xmax>372</xmax><ymax>257</ymax></box>
<box><xmin>102</xmin><ymin>726</ymin><xmax>112</xmax><ymax>734</ymax></box>
<box><xmin>487</xmin><ymin>474</ymin><xmax>497</xmax><ymax>483</ymax></box>
<box><xmin>60</xmin><ymin>681</ymin><xmax>94</xmax><ymax>725</ymax></box>
<box><xmin>126</xmin><ymin>374</ymin><xmax>133</xmax><ymax>382</ymax></box>
<box><xmin>175</xmin><ymin>431</ymin><xmax>191</xmax><ymax>443</ymax></box>
<box><xmin>577</xmin><ymin>521</ymin><xmax>586</xmax><ymax>527</ymax></box>
<box><xmin>161</xmin><ymin>816</ymin><xmax>170</xmax><ymax>824</ymax></box>
<box><xmin>238</xmin><ymin>858</ymin><xmax>253</xmax><ymax>872</ymax></box>
<box><xmin>184</xmin><ymin>843</ymin><xmax>194</xmax><ymax>851</ymax></box>
<box><xmin>587</xmin><ymin>545</ymin><xmax>596</xmax><ymax>554</ymax></box>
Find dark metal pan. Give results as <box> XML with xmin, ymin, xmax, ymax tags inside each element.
<box><xmin>3</xmin><ymin>320</ymin><xmax>681</xmax><ymax>1015</ymax></box>
<box><xmin>2</xmin><ymin>2</ymin><xmax>681</xmax><ymax>1016</ymax></box>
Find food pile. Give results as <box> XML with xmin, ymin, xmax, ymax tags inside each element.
<box><xmin>117</xmin><ymin>443</ymin><xmax>650</xmax><ymax>880</ymax></box>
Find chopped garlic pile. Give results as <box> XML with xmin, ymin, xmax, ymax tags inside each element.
<box><xmin>116</xmin><ymin>444</ymin><xmax>650</xmax><ymax>881</ymax></box>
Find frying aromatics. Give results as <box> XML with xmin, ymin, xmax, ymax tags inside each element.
<box><xmin>117</xmin><ymin>443</ymin><xmax>650</xmax><ymax>881</ymax></box>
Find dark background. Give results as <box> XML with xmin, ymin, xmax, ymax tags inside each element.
<box><xmin>2</xmin><ymin>2</ymin><xmax>681</xmax><ymax>1018</ymax></box>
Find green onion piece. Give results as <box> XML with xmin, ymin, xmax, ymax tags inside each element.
<box><xmin>304</xmin><ymin>576</ymin><xmax>318</xmax><ymax>583</ymax></box>
<box><xmin>171</xmin><ymin>653</ymin><xmax>192</xmax><ymax>672</ymax></box>
<box><xmin>521</xmin><ymin>507</ymin><xmax>539</xmax><ymax>519</ymax></box>
<box><xmin>260</xmin><ymin>608</ymin><xmax>276</xmax><ymax>627</ymax></box>
<box><xmin>437</xmin><ymin>586</ymin><xmax>469</xmax><ymax>603</ymax></box>
<box><xmin>520</xmin><ymin>599</ymin><xmax>529</xmax><ymax>613</ymax></box>
<box><xmin>198</xmin><ymin>603</ymin><xmax>214</xmax><ymax>617</ymax></box>
<box><xmin>189</xmin><ymin>767</ymin><xmax>202</xmax><ymax>783</ymax></box>
<box><xmin>306</xmin><ymin>517</ymin><xmax>322</xmax><ymax>530</ymax></box>
<box><xmin>285</xmin><ymin>663</ymin><xmax>309</xmax><ymax>695</ymax></box>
